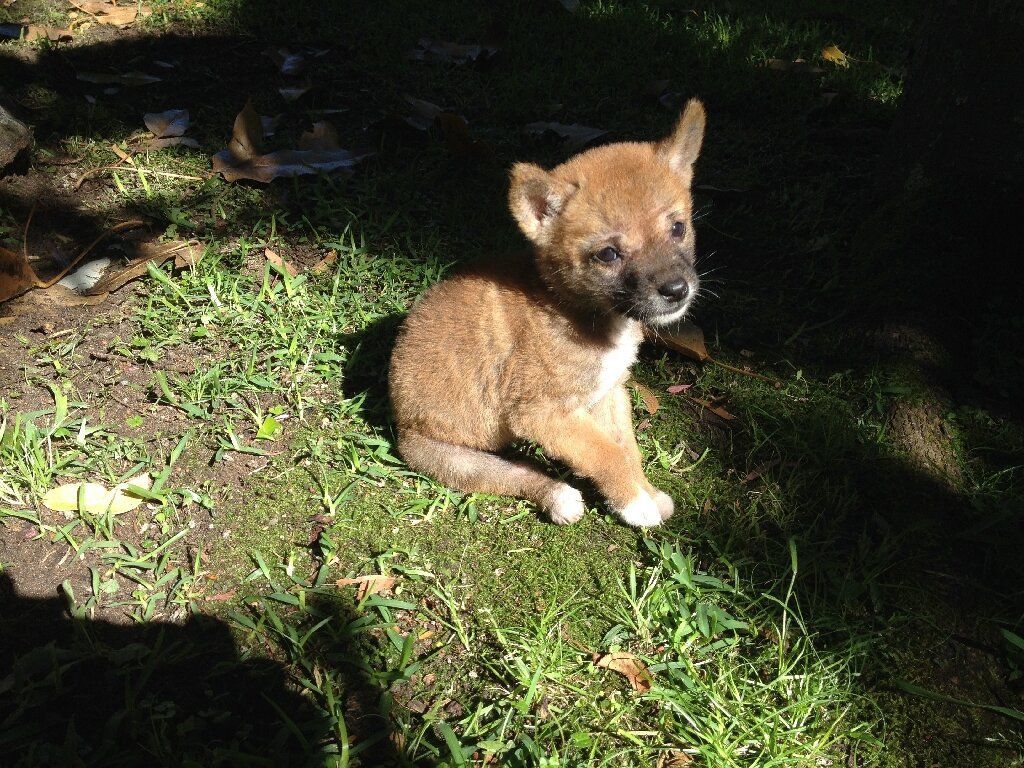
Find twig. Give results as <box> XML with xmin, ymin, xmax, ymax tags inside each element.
<box><xmin>35</xmin><ymin>220</ymin><xmax>147</xmax><ymax>289</ymax></box>
<box><xmin>22</xmin><ymin>200</ymin><xmax>36</xmax><ymax>262</ymax></box>
<box><xmin>710</xmin><ymin>357</ymin><xmax>781</xmax><ymax>386</ymax></box>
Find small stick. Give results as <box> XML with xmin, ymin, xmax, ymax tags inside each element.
<box><xmin>710</xmin><ymin>357</ymin><xmax>781</xmax><ymax>386</ymax></box>
<box><xmin>22</xmin><ymin>200</ymin><xmax>37</xmax><ymax>261</ymax></box>
<box><xmin>36</xmin><ymin>220</ymin><xmax>147</xmax><ymax>289</ymax></box>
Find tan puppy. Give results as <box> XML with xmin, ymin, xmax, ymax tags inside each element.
<box><xmin>389</xmin><ymin>100</ymin><xmax>706</xmax><ymax>527</ymax></box>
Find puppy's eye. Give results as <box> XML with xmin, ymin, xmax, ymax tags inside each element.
<box><xmin>594</xmin><ymin>246</ymin><xmax>621</xmax><ymax>263</ymax></box>
<box><xmin>671</xmin><ymin>221</ymin><xmax>686</xmax><ymax>238</ymax></box>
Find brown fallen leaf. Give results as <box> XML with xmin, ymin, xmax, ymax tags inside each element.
<box><xmin>666</xmin><ymin>383</ymin><xmax>692</xmax><ymax>395</ymax></box>
<box><xmin>336</xmin><ymin>574</ymin><xmax>398</xmax><ymax>601</ymax></box>
<box><xmin>69</xmin><ymin>0</ymin><xmax>150</xmax><ymax>27</ymax></box>
<box><xmin>298</xmin><ymin>121</ymin><xmax>340</xmax><ymax>151</ymax></box>
<box><xmin>144</xmin><ymin>109</ymin><xmax>189</xmax><ymax>138</ymax></box>
<box><xmin>205</xmin><ymin>590</ymin><xmax>237</xmax><ymax>602</ymax></box>
<box><xmin>593</xmin><ymin>651</ymin><xmax>653</xmax><ymax>693</ymax></box>
<box><xmin>630</xmin><ymin>379</ymin><xmax>660</xmax><ymax>415</ymax></box>
<box><xmin>741</xmin><ymin>459</ymin><xmax>780</xmax><ymax>484</ymax></box>
<box><xmin>0</xmin><ymin>23</ymin><xmax>73</xmax><ymax>42</ymax></box>
<box><xmin>821</xmin><ymin>43</ymin><xmax>850</xmax><ymax>67</ymax></box>
<box><xmin>656</xmin><ymin>750</ymin><xmax>694</xmax><ymax>768</ymax></box>
<box><xmin>214</xmin><ymin>101</ymin><xmax>366</xmax><ymax>183</ymax></box>
<box><xmin>408</xmin><ymin>37</ymin><xmax>497</xmax><ymax>64</ymax></box>
<box><xmin>402</xmin><ymin>95</ymin><xmax>444</xmax><ymax>131</ymax></box>
<box><xmin>524</xmin><ymin>121</ymin><xmax>608</xmax><ymax>152</ymax></box>
<box><xmin>84</xmin><ymin>240</ymin><xmax>201</xmax><ymax>296</ymax></box>
<box><xmin>311</xmin><ymin>251</ymin><xmax>337</xmax><ymax>274</ymax></box>
<box><xmin>264</xmin><ymin>248</ymin><xmax>297</xmax><ymax>277</ymax></box>
<box><xmin>0</xmin><ymin>244</ymin><xmax>41</xmax><ymax>303</ymax></box>
<box><xmin>654</xmin><ymin>320</ymin><xmax>709</xmax><ymax>362</ymax></box>
<box><xmin>683</xmin><ymin>394</ymin><xmax>736</xmax><ymax>423</ymax></box>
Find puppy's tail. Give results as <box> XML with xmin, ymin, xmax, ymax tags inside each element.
<box><xmin>397</xmin><ymin>431</ymin><xmax>586</xmax><ymax>525</ymax></box>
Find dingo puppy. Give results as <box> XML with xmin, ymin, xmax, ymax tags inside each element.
<box><xmin>389</xmin><ymin>100</ymin><xmax>706</xmax><ymax>527</ymax></box>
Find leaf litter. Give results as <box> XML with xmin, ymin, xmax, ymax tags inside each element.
<box><xmin>592</xmin><ymin>651</ymin><xmax>653</xmax><ymax>693</ymax></box>
<box><xmin>143</xmin><ymin>109</ymin><xmax>200</xmax><ymax>149</ymax></box>
<box><xmin>69</xmin><ymin>0</ymin><xmax>150</xmax><ymax>27</ymax></box>
<box><xmin>213</xmin><ymin>100</ymin><xmax>370</xmax><ymax>183</ymax></box>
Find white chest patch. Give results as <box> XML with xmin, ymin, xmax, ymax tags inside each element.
<box><xmin>590</xmin><ymin>321</ymin><xmax>642</xmax><ymax>405</ymax></box>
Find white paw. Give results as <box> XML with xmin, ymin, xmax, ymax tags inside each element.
<box><xmin>651</xmin><ymin>489</ymin><xmax>675</xmax><ymax>521</ymax></box>
<box><xmin>546</xmin><ymin>484</ymin><xmax>585</xmax><ymax>525</ymax></box>
<box><xmin>616</xmin><ymin>491</ymin><xmax>663</xmax><ymax>528</ymax></box>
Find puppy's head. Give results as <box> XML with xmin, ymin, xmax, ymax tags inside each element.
<box><xmin>509</xmin><ymin>99</ymin><xmax>706</xmax><ymax>327</ymax></box>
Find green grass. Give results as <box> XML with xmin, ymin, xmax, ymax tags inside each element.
<box><xmin>2</xmin><ymin>0</ymin><xmax>1023</xmax><ymax>766</ymax></box>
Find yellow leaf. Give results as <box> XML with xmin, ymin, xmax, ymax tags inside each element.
<box><xmin>42</xmin><ymin>473</ymin><xmax>152</xmax><ymax>514</ymax></box>
<box><xmin>822</xmin><ymin>44</ymin><xmax>849</xmax><ymax>67</ymax></box>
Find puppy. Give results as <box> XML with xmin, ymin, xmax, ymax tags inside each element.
<box><xmin>389</xmin><ymin>99</ymin><xmax>706</xmax><ymax>527</ymax></box>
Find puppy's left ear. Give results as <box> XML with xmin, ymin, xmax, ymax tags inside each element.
<box><xmin>657</xmin><ymin>98</ymin><xmax>705</xmax><ymax>179</ymax></box>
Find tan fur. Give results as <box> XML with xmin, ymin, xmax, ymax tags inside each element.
<box><xmin>389</xmin><ymin>100</ymin><xmax>707</xmax><ymax>526</ymax></box>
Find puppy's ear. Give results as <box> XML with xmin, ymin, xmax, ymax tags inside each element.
<box><xmin>657</xmin><ymin>98</ymin><xmax>705</xmax><ymax>179</ymax></box>
<box><xmin>509</xmin><ymin>162</ymin><xmax>573</xmax><ymax>245</ymax></box>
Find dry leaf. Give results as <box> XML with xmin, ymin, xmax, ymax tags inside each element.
<box><xmin>821</xmin><ymin>43</ymin><xmax>849</xmax><ymax>67</ymax></box>
<box><xmin>278</xmin><ymin>84</ymin><xmax>311</xmax><ymax>102</ymax></box>
<box><xmin>630</xmin><ymin>380</ymin><xmax>660</xmax><ymax>415</ymax></box>
<box><xmin>593</xmin><ymin>651</ymin><xmax>653</xmax><ymax>693</ymax></box>
<box><xmin>84</xmin><ymin>240</ymin><xmax>202</xmax><ymax>296</ymax></box>
<box><xmin>0</xmin><ymin>23</ymin><xmax>73</xmax><ymax>42</ymax></box>
<box><xmin>298</xmin><ymin>121</ymin><xmax>340</xmax><ymax>151</ymax></box>
<box><xmin>214</xmin><ymin>102</ymin><xmax>366</xmax><ymax>183</ymax></box>
<box><xmin>666</xmin><ymin>383</ymin><xmax>692</xmax><ymax>395</ymax></box>
<box><xmin>57</xmin><ymin>258</ymin><xmax>110</xmax><ymax>292</ymax></box>
<box><xmin>144</xmin><ymin>136</ymin><xmax>200</xmax><ymax>150</ymax></box>
<box><xmin>0</xmin><ymin>245</ymin><xmax>40</xmax><ymax>304</ymax></box>
<box><xmin>336</xmin><ymin>574</ymin><xmax>398</xmax><ymax>601</ymax></box>
<box><xmin>144</xmin><ymin>109</ymin><xmax>189</xmax><ymax>138</ymax></box>
<box><xmin>264</xmin><ymin>47</ymin><xmax>307</xmax><ymax>76</ymax></box>
<box><xmin>264</xmin><ymin>248</ymin><xmax>297</xmax><ymax>277</ymax></box>
<box><xmin>42</xmin><ymin>473</ymin><xmax>152</xmax><ymax>514</ymax></box>
<box><xmin>655</xmin><ymin>320</ymin><xmax>709</xmax><ymax>362</ymax></box>
<box><xmin>656</xmin><ymin>751</ymin><xmax>694</xmax><ymax>768</ymax></box>
<box><xmin>402</xmin><ymin>95</ymin><xmax>444</xmax><ymax>131</ymax></box>
<box><xmin>685</xmin><ymin>395</ymin><xmax>736</xmax><ymax>422</ymax></box>
<box><xmin>227</xmin><ymin>99</ymin><xmax>262</xmax><ymax>162</ymax></box>
<box><xmin>311</xmin><ymin>251</ymin><xmax>337</xmax><ymax>274</ymax></box>
<box><xmin>524</xmin><ymin>121</ymin><xmax>608</xmax><ymax>152</ymax></box>
<box><xmin>77</xmin><ymin>71</ymin><xmax>161</xmax><ymax>87</ymax></box>
<box><xmin>205</xmin><ymin>590</ymin><xmax>237</xmax><ymax>602</ymax></box>
<box><xmin>69</xmin><ymin>0</ymin><xmax>149</xmax><ymax>27</ymax></box>
<box><xmin>408</xmin><ymin>37</ymin><xmax>497</xmax><ymax>64</ymax></box>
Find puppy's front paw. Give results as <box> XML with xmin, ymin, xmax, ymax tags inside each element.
<box><xmin>616</xmin><ymin>491</ymin><xmax>662</xmax><ymax>528</ymax></box>
<box><xmin>650</xmin><ymin>488</ymin><xmax>674</xmax><ymax>521</ymax></box>
<box><xmin>545</xmin><ymin>484</ymin><xmax>586</xmax><ymax>525</ymax></box>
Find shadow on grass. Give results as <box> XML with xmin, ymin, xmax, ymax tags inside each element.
<box><xmin>0</xmin><ymin>572</ymin><xmax>406</xmax><ymax>767</ymax></box>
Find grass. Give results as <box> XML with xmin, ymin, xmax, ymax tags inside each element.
<box><xmin>2</xmin><ymin>0</ymin><xmax>1023</xmax><ymax>766</ymax></box>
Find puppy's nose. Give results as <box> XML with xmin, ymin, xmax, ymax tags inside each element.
<box><xmin>658</xmin><ymin>279</ymin><xmax>689</xmax><ymax>302</ymax></box>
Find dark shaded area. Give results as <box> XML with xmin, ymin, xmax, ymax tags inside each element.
<box><xmin>1</xmin><ymin>0</ymin><xmax>1023</xmax><ymax>764</ymax></box>
<box><xmin>0</xmin><ymin>572</ymin><xmax>404</xmax><ymax>767</ymax></box>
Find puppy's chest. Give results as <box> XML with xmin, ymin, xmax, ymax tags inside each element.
<box><xmin>586</xmin><ymin>323</ymin><xmax>642</xmax><ymax>405</ymax></box>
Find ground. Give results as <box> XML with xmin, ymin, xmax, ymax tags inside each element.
<box><xmin>1</xmin><ymin>1</ymin><xmax>1023</xmax><ymax>766</ymax></box>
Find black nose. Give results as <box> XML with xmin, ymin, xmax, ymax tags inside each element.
<box><xmin>658</xmin><ymin>279</ymin><xmax>690</xmax><ymax>302</ymax></box>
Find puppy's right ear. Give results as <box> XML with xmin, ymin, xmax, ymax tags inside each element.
<box><xmin>509</xmin><ymin>162</ymin><xmax>572</xmax><ymax>246</ymax></box>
